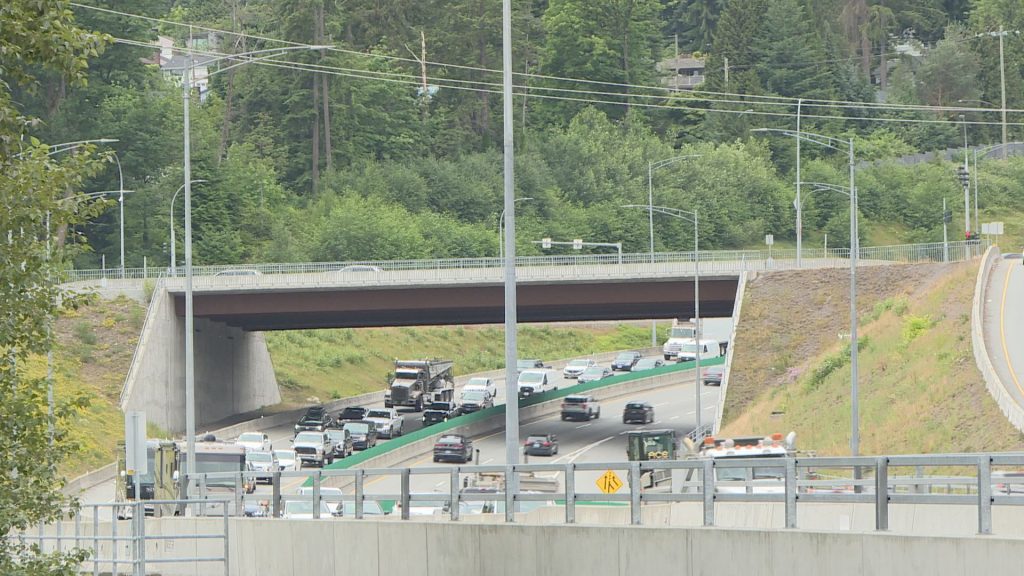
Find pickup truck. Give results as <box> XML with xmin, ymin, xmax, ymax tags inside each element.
<box><xmin>364</xmin><ymin>408</ymin><xmax>404</xmax><ymax>439</ymax></box>
<box><xmin>292</xmin><ymin>431</ymin><xmax>333</xmax><ymax>467</ymax></box>
<box><xmin>422</xmin><ymin>401</ymin><xmax>460</xmax><ymax>426</ymax></box>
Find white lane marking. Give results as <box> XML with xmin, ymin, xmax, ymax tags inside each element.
<box><xmin>686</xmin><ymin>410</ymin><xmax>696</xmax><ymax>415</ymax></box>
<box><xmin>670</xmin><ymin>416</ymin><xmax>680</xmax><ymax>420</ymax></box>
<box><xmin>575</xmin><ymin>423</ymin><xmax>592</xmax><ymax>429</ymax></box>
<box><xmin>653</xmin><ymin>402</ymin><xmax>669</xmax><ymax>407</ymax></box>
<box><xmin>550</xmin><ymin>435</ymin><xmax>619</xmax><ymax>475</ymax></box>
<box><xmin>482</xmin><ymin>458</ymin><xmax>494</xmax><ymax>465</ymax></box>
<box><xmin>435</xmin><ymin>481</ymin><xmax>446</xmax><ymax>488</ymax></box>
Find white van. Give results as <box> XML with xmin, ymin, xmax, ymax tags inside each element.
<box><xmin>674</xmin><ymin>339</ymin><xmax>724</xmax><ymax>363</ymax></box>
<box><xmin>517</xmin><ymin>370</ymin><xmax>555</xmax><ymax>399</ymax></box>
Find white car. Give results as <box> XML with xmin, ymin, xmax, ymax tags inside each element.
<box><xmin>464</xmin><ymin>377</ymin><xmax>497</xmax><ymax>399</ymax></box>
<box><xmin>274</xmin><ymin>449</ymin><xmax>299</xmax><ymax>472</ymax></box>
<box><xmin>282</xmin><ymin>499</ymin><xmax>336</xmax><ymax>519</ymax></box>
<box><xmin>296</xmin><ymin>486</ymin><xmax>345</xmax><ymax>515</ymax></box>
<box><xmin>562</xmin><ymin>358</ymin><xmax>597</xmax><ymax>379</ymax></box>
<box><xmin>364</xmin><ymin>408</ymin><xmax>404</xmax><ymax>439</ymax></box>
<box><xmin>235</xmin><ymin>432</ymin><xmax>272</xmax><ymax>452</ymax></box>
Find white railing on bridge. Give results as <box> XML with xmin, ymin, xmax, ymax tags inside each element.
<box><xmin>60</xmin><ymin>240</ymin><xmax>985</xmax><ymax>286</ymax></box>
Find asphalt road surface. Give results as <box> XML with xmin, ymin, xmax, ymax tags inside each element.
<box><xmin>985</xmin><ymin>254</ymin><xmax>1024</xmax><ymax>408</ymax></box>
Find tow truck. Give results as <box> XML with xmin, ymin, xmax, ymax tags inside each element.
<box><xmin>679</xmin><ymin>432</ymin><xmax>798</xmax><ymax>494</ymax></box>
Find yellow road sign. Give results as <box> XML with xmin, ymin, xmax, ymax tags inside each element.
<box><xmin>596</xmin><ymin>469</ymin><xmax>623</xmax><ymax>494</ymax></box>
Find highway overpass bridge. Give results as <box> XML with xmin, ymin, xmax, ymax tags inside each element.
<box><xmin>98</xmin><ymin>242</ymin><xmax>975</xmax><ymax>432</ymax></box>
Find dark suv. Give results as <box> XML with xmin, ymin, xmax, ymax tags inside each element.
<box><xmin>524</xmin><ymin>434</ymin><xmax>559</xmax><ymax>456</ymax></box>
<box><xmin>294</xmin><ymin>406</ymin><xmax>332</xmax><ymax>434</ymax></box>
<box><xmin>433</xmin><ymin>434</ymin><xmax>474</xmax><ymax>463</ymax></box>
<box><xmin>622</xmin><ymin>401</ymin><xmax>655</xmax><ymax>424</ymax></box>
<box><xmin>342</xmin><ymin>421</ymin><xmax>378</xmax><ymax>450</ymax></box>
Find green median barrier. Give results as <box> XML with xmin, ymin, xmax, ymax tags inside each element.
<box><xmin>310</xmin><ymin>356</ymin><xmax>725</xmax><ymax>482</ymax></box>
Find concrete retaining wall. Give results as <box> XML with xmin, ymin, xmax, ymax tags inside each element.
<box><xmin>120</xmin><ymin>285</ymin><xmax>281</xmax><ymax>433</ymax></box>
<box><xmin>713</xmin><ymin>270</ymin><xmax>746</xmax><ymax>433</ymax></box>
<box><xmin>972</xmin><ymin>246</ymin><xmax>1024</xmax><ymax>432</ymax></box>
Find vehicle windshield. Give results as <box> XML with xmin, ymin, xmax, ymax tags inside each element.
<box><xmin>327</xmin><ymin>430</ymin><xmax>345</xmax><ymax>440</ymax></box>
<box><xmin>437</xmin><ymin>435</ymin><xmax>464</xmax><ymax>445</ymax></box>
<box><xmin>517</xmin><ymin>360</ymin><xmax>540</xmax><ymax>369</ymax></box>
<box><xmin>467</xmin><ymin>378</ymin><xmax>491</xmax><ymax>387</ymax></box>
<box><xmin>238</xmin><ymin>433</ymin><xmax>263</xmax><ymax>443</ymax></box>
<box><xmin>567</xmin><ymin>359</ymin><xmax>591</xmax><ymax>368</ymax></box>
<box><xmin>519</xmin><ymin>371</ymin><xmax>545</xmax><ymax>384</ymax></box>
<box><xmin>340</xmin><ymin>408</ymin><xmax>364</xmax><ymax>418</ymax></box>
<box><xmin>581</xmin><ymin>367</ymin><xmax>605</xmax><ymax>377</ymax></box>
<box><xmin>670</xmin><ymin>327</ymin><xmax>696</xmax><ymax>338</ymax></box>
<box><xmin>428</xmin><ymin>403</ymin><xmax>450</xmax><ymax>410</ymax></box>
<box><xmin>526</xmin><ymin>435</ymin><xmax>550</xmax><ymax>443</ymax></box>
<box><xmin>625</xmin><ymin>403</ymin><xmax>647</xmax><ymax>410</ymax></box>
<box><xmin>344</xmin><ymin>423</ymin><xmax>370</xmax><ymax>434</ymax></box>
<box><xmin>299</xmin><ymin>416</ymin><xmax>323</xmax><ymax>424</ymax></box>
<box><xmin>462</xmin><ymin>391</ymin><xmax>486</xmax><ymax>402</ymax></box>
<box><xmin>679</xmin><ymin>343</ymin><xmax>708</xmax><ymax>354</ymax></box>
<box><xmin>563</xmin><ymin>397</ymin><xmax>588</xmax><ymax>404</ymax></box>
<box><xmin>284</xmin><ymin>500</ymin><xmax>332</xmax><ymax>515</ymax></box>
<box><xmin>180</xmin><ymin>452</ymin><xmax>246</xmax><ymax>488</ymax></box>
<box><xmin>274</xmin><ymin>450</ymin><xmax>295</xmax><ymax>461</ymax></box>
<box><xmin>294</xmin><ymin>432</ymin><xmax>323</xmax><ymax>443</ymax></box>
<box><xmin>614</xmin><ymin>353</ymin><xmax>636</xmax><ymax>362</ymax></box>
<box><xmin>340</xmin><ymin>500</ymin><xmax>384</xmax><ymax>515</ymax></box>
<box><xmin>366</xmin><ymin>410</ymin><xmax>391</xmax><ymax>419</ymax></box>
<box><xmin>247</xmin><ymin>452</ymin><xmax>272</xmax><ymax>463</ymax></box>
<box><xmin>634</xmin><ymin>360</ymin><xmax>657</xmax><ymax>369</ymax></box>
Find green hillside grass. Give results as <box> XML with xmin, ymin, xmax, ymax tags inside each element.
<box><xmin>264</xmin><ymin>323</ymin><xmax>655</xmax><ymax>405</ymax></box>
<box><xmin>723</xmin><ymin>260</ymin><xmax>1024</xmax><ymax>455</ymax></box>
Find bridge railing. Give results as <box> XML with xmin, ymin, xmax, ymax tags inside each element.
<box><xmin>183</xmin><ymin>450</ymin><xmax>1022</xmax><ymax>533</ymax></box>
<box><xmin>59</xmin><ymin>240</ymin><xmax>985</xmax><ymax>284</ymax></box>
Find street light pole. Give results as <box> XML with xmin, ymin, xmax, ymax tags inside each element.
<box><xmin>180</xmin><ymin>41</ymin><xmax>327</xmax><ymax>482</ymax></box>
<box><xmin>754</xmin><ymin>127</ymin><xmax>859</xmax><ymax>455</ymax></box>
<box><xmin>796</xmin><ymin>98</ymin><xmax>802</xmax><ymax>268</ymax></box>
<box><xmin>959</xmin><ymin>115</ymin><xmax>970</xmax><ymax>236</ymax></box>
<box><xmin>646</xmin><ymin>154</ymin><xmax>701</xmax><ymax>346</ymax></box>
<box><xmin>112</xmin><ymin>152</ymin><xmax>125</xmax><ymax>278</ymax></box>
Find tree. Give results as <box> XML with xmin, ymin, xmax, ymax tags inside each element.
<box><xmin>1</xmin><ymin>2</ymin><xmax>109</xmax><ymax>574</ymax></box>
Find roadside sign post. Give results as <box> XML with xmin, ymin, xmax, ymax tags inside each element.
<box><xmin>765</xmin><ymin>234</ymin><xmax>774</xmax><ymax>263</ymax></box>
<box><xmin>125</xmin><ymin>410</ymin><xmax>146</xmax><ymax>574</ymax></box>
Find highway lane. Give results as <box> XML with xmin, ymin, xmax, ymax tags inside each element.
<box><xmin>79</xmin><ymin>351</ymin><xmax>678</xmax><ymax>503</ymax></box>
<box><xmin>357</xmin><ymin>376</ymin><xmax>720</xmax><ymax>500</ymax></box>
<box><xmin>984</xmin><ymin>255</ymin><xmax>1024</xmax><ymax>408</ymax></box>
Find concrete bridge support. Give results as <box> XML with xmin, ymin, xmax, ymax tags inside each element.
<box><xmin>120</xmin><ymin>285</ymin><xmax>279</xmax><ymax>433</ymax></box>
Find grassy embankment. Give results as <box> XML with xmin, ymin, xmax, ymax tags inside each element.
<box><xmin>723</xmin><ymin>260</ymin><xmax>1024</xmax><ymax>455</ymax></box>
<box><xmin>264</xmin><ymin>323</ymin><xmax>655</xmax><ymax>405</ymax></box>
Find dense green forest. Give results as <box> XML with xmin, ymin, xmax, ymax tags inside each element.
<box><xmin>20</xmin><ymin>0</ymin><xmax>1024</xmax><ymax>268</ymax></box>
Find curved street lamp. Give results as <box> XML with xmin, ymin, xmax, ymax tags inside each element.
<box><xmin>753</xmin><ymin>127</ymin><xmax>861</xmax><ymax>457</ymax></box>
<box><xmin>180</xmin><ymin>41</ymin><xmax>329</xmax><ymax>478</ymax></box>
<box><xmin>623</xmin><ymin>203</ymin><xmax>706</xmax><ymax>437</ymax></box>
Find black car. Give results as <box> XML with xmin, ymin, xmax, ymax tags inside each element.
<box><xmin>337</xmin><ymin>406</ymin><xmax>368</xmax><ymax>422</ymax></box>
<box><xmin>422</xmin><ymin>401</ymin><xmax>460</xmax><ymax>426</ymax></box>
<box><xmin>611</xmin><ymin>351</ymin><xmax>642</xmax><ymax>371</ymax></box>
<box><xmin>622</xmin><ymin>401</ymin><xmax>655</xmax><ymax>424</ymax></box>
<box><xmin>524</xmin><ymin>434</ymin><xmax>559</xmax><ymax>456</ymax></box>
<box><xmin>326</xmin><ymin>428</ymin><xmax>354</xmax><ymax>459</ymax></box>
<box><xmin>342</xmin><ymin>421</ymin><xmax>378</xmax><ymax>450</ymax></box>
<box><xmin>433</xmin><ymin>434</ymin><xmax>474</xmax><ymax>463</ymax></box>
<box><xmin>294</xmin><ymin>406</ymin><xmax>332</xmax><ymax>434</ymax></box>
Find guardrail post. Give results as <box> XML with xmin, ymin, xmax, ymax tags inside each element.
<box><xmin>234</xmin><ymin>474</ymin><xmax>243</xmax><ymax>517</ymax></box>
<box><xmin>629</xmin><ymin>462</ymin><xmax>642</xmax><ymax>525</ymax></box>
<box><xmin>312</xmin><ymin>471</ymin><xmax>323</xmax><ymax>519</ymax></box>
<box><xmin>978</xmin><ymin>455</ymin><xmax>992</xmax><ymax>535</ymax></box>
<box><xmin>93</xmin><ymin>510</ymin><xmax>99</xmax><ymax>576</ymax></box>
<box><xmin>875</xmin><ymin>457</ymin><xmax>888</xmax><ymax>531</ymax></box>
<box><xmin>199</xmin><ymin>474</ymin><xmax>208</xmax><ymax>516</ymax></box>
<box><xmin>137</xmin><ymin>502</ymin><xmax>146</xmax><ymax>576</ymax></box>
<box><xmin>400</xmin><ymin>468</ymin><xmax>411</xmax><ymax>520</ymax></box>
<box><xmin>702</xmin><ymin>459</ymin><xmax>715</xmax><ymax>527</ymax></box>
<box><xmin>223</xmin><ymin>508</ymin><xmax>230</xmax><ymax>576</ymax></box>
<box><xmin>354</xmin><ymin>469</ymin><xmax>365</xmax><ymax>519</ymax></box>
<box><xmin>565</xmin><ymin>463</ymin><xmax>576</xmax><ymax>524</ymax></box>
<box><xmin>504</xmin><ymin>465</ymin><xmax>515</xmax><ymax>523</ymax></box>
<box><xmin>785</xmin><ymin>458</ymin><xmax>797</xmax><ymax>529</ymax></box>
<box><xmin>272</xmin><ymin>472</ymin><xmax>281</xmax><ymax>518</ymax></box>
<box><xmin>449</xmin><ymin>467</ymin><xmax>460</xmax><ymax>521</ymax></box>
<box><xmin>112</xmin><ymin>503</ymin><xmax>119</xmax><ymax>576</ymax></box>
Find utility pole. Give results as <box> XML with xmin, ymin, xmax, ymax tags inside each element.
<box><xmin>942</xmin><ymin>198</ymin><xmax>950</xmax><ymax>263</ymax></box>
<box><xmin>960</xmin><ymin>115</ymin><xmax>971</xmax><ymax>236</ymax></box>
<box><xmin>999</xmin><ymin>25</ymin><xmax>1008</xmax><ymax>159</ymax></box>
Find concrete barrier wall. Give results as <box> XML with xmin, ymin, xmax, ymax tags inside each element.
<box><xmin>713</xmin><ymin>270</ymin><xmax>746</xmax><ymax>433</ymax></box>
<box><xmin>222</xmin><ymin>516</ymin><xmax>1024</xmax><ymax>576</ymax></box>
<box><xmin>972</xmin><ymin>246</ymin><xmax>1024</xmax><ymax>432</ymax></box>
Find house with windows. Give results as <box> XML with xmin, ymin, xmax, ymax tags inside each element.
<box><xmin>658</xmin><ymin>54</ymin><xmax>706</xmax><ymax>91</ymax></box>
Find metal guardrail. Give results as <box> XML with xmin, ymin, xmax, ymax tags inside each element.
<box><xmin>10</xmin><ymin>500</ymin><xmax>228</xmax><ymax>576</ymax></box>
<box><xmin>59</xmin><ymin>240</ymin><xmax>986</xmax><ymax>284</ymax></box>
<box><xmin>188</xmin><ymin>451</ymin><xmax>1024</xmax><ymax>534</ymax></box>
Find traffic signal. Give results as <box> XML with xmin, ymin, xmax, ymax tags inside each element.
<box><xmin>943</xmin><ymin>210</ymin><xmax>952</xmax><ymax>224</ymax></box>
<box><xmin>955</xmin><ymin>166</ymin><xmax>970</xmax><ymax>187</ymax></box>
